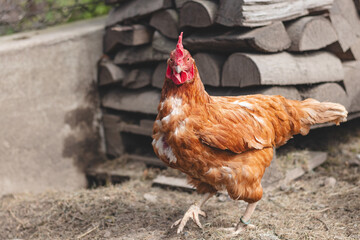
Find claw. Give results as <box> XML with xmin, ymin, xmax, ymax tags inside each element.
<box><xmin>218</xmin><ymin>223</ymin><xmax>255</xmax><ymax>237</ymax></box>
<box><xmin>171</xmin><ymin>219</ymin><xmax>181</xmax><ymax>228</ymax></box>
<box><xmin>171</xmin><ymin>204</ymin><xmax>206</xmax><ymax>234</ymax></box>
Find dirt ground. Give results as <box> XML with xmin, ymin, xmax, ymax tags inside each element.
<box><xmin>1</xmin><ymin>120</ymin><xmax>359</xmax><ymax>240</ymax></box>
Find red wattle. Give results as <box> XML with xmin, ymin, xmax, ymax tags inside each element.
<box><xmin>172</xmin><ymin>72</ymin><xmax>182</xmax><ymax>85</ymax></box>
<box><xmin>166</xmin><ymin>65</ymin><xmax>172</xmax><ymax>79</ymax></box>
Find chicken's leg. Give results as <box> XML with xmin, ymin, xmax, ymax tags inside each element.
<box><xmin>172</xmin><ymin>192</ymin><xmax>214</xmax><ymax>234</ymax></box>
<box><xmin>220</xmin><ymin>202</ymin><xmax>257</xmax><ymax>236</ymax></box>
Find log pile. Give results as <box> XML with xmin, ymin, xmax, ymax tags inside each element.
<box><xmin>98</xmin><ymin>0</ymin><xmax>360</xmax><ymax>166</ymax></box>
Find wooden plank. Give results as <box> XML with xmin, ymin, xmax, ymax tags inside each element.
<box><xmin>114</xmin><ymin>45</ymin><xmax>169</xmax><ymax>65</ymax></box>
<box><xmin>104</xmin><ymin>24</ymin><xmax>154</xmax><ymax>53</ymax></box>
<box><xmin>106</xmin><ymin>0</ymin><xmax>173</xmax><ymax>26</ymax></box>
<box><xmin>98</xmin><ymin>60</ymin><xmax>128</xmax><ymax>86</ymax></box>
<box><xmin>125</xmin><ymin>154</ymin><xmax>166</xmax><ymax>167</ymax></box>
<box><xmin>152</xmin><ymin>31</ymin><xmax>177</xmax><ymax>54</ymax></box>
<box><xmin>286</xmin><ymin>16</ymin><xmax>338</xmax><ymax>51</ymax></box>
<box><xmin>152</xmin><ymin>61</ymin><xmax>167</xmax><ymax>89</ymax></box>
<box><xmin>119</xmin><ymin>122</ymin><xmax>153</xmax><ymax>136</ymax></box>
<box><xmin>300</xmin><ymin>82</ymin><xmax>351</xmax><ymax>111</ymax></box>
<box><xmin>183</xmin><ymin>22</ymin><xmax>291</xmax><ymax>53</ymax></box>
<box><xmin>193</xmin><ymin>53</ymin><xmax>226</xmax><ymax>87</ymax></box>
<box><xmin>150</xmin><ymin>9</ymin><xmax>179</xmax><ymax>39</ymax></box>
<box><xmin>343</xmin><ymin>61</ymin><xmax>360</xmax><ymax>112</ymax></box>
<box><xmin>179</xmin><ymin>0</ymin><xmax>218</xmax><ymax>27</ymax></box>
<box><xmin>102</xmin><ymin>88</ymin><xmax>161</xmax><ymax>114</ymax></box>
<box><xmin>265</xmin><ymin>151</ymin><xmax>328</xmax><ymax>191</ymax></box>
<box><xmin>215</xmin><ymin>0</ymin><xmax>333</xmax><ymax>27</ymax></box>
<box><xmin>221</xmin><ymin>51</ymin><xmax>344</xmax><ymax>87</ymax></box>
<box><xmin>152</xmin><ymin>175</ymin><xmax>195</xmax><ymax>191</ymax></box>
<box><xmin>102</xmin><ymin>114</ymin><xmax>124</xmax><ymax>157</ymax></box>
<box><xmin>122</xmin><ymin>68</ymin><xmax>153</xmax><ymax>89</ymax></box>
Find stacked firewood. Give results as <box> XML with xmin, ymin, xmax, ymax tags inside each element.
<box><xmin>98</xmin><ymin>0</ymin><xmax>360</xmax><ymax>164</ymax></box>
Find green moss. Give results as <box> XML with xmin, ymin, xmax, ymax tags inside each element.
<box><xmin>0</xmin><ymin>0</ymin><xmax>111</xmax><ymax>36</ymax></box>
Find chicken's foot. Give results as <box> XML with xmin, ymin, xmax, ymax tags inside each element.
<box><xmin>220</xmin><ymin>202</ymin><xmax>257</xmax><ymax>236</ymax></box>
<box><xmin>171</xmin><ymin>192</ymin><xmax>214</xmax><ymax>234</ymax></box>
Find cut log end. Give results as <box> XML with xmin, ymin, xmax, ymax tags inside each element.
<box><xmin>221</xmin><ymin>53</ymin><xmax>260</xmax><ymax>87</ymax></box>
<box><xmin>287</xmin><ymin>16</ymin><xmax>338</xmax><ymax>51</ymax></box>
<box><xmin>194</xmin><ymin>53</ymin><xmax>225</xmax><ymax>87</ymax></box>
<box><xmin>180</xmin><ymin>0</ymin><xmax>218</xmax><ymax>28</ymax></box>
<box><xmin>150</xmin><ymin>9</ymin><xmax>179</xmax><ymax>39</ymax></box>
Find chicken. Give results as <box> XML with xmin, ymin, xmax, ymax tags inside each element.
<box><xmin>152</xmin><ymin>32</ymin><xmax>348</xmax><ymax>235</ymax></box>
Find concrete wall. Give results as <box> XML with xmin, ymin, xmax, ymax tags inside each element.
<box><xmin>0</xmin><ymin>17</ymin><xmax>106</xmax><ymax>195</ymax></box>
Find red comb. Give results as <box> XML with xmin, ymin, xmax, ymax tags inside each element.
<box><xmin>175</xmin><ymin>32</ymin><xmax>184</xmax><ymax>65</ymax></box>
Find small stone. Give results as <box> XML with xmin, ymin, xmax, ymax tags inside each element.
<box><xmin>104</xmin><ymin>231</ymin><xmax>111</xmax><ymax>238</ymax></box>
<box><xmin>217</xmin><ymin>194</ymin><xmax>229</xmax><ymax>202</ymax></box>
<box><xmin>258</xmin><ymin>233</ymin><xmax>280</xmax><ymax>240</ymax></box>
<box><xmin>144</xmin><ymin>193</ymin><xmax>157</xmax><ymax>203</ymax></box>
<box><xmin>324</xmin><ymin>177</ymin><xmax>336</xmax><ymax>187</ymax></box>
<box><xmin>279</xmin><ymin>183</ymin><xmax>289</xmax><ymax>191</ymax></box>
<box><xmin>356</xmin><ymin>154</ymin><xmax>360</xmax><ymax>160</ymax></box>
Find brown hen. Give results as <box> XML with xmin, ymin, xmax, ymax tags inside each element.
<box><xmin>152</xmin><ymin>32</ymin><xmax>348</xmax><ymax>235</ymax></box>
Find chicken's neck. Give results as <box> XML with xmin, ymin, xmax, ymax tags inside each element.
<box><xmin>160</xmin><ymin>65</ymin><xmax>210</xmax><ymax>106</ymax></box>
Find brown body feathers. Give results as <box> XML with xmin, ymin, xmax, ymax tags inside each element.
<box><xmin>152</xmin><ymin>56</ymin><xmax>347</xmax><ymax>204</ymax></box>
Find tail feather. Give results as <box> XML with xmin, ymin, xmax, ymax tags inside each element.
<box><xmin>299</xmin><ymin>98</ymin><xmax>348</xmax><ymax>135</ymax></box>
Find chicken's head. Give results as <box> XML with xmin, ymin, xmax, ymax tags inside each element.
<box><xmin>166</xmin><ymin>32</ymin><xmax>195</xmax><ymax>85</ymax></box>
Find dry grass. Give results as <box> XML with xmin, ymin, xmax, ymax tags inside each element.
<box><xmin>1</xmin><ymin>120</ymin><xmax>359</xmax><ymax>240</ymax></box>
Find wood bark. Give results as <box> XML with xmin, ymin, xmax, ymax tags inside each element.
<box><xmin>98</xmin><ymin>60</ymin><xmax>128</xmax><ymax>86</ymax></box>
<box><xmin>102</xmin><ymin>114</ymin><xmax>124</xmax><ymax>157</ymax></box>
<box><xmin>183</xmin><ymin>22</ymin><xmax>291</xmax><ymax>53</ymax></box>
<box><xmin>175</xmin><ymin>0</ymin><xmax>192</xmax><ymax>8</ymax></box>
<box><xmin>152</xmin><ymin>61</ymin><xmax>167</xmax><ymax>89</ymax></box>
<box><xmin>215</xmin><ymin>0</ymin><xmax>333</xmax><ymax>27</ymax></box>
<box><xmin>328</xmin><ymin>0</ymin><xmax>360</xmax><ymax>59</ymax></box>
<box><xmin>343</xmin><ymin>61</ymin><xmax>360</xmax><ymax>112</ymax></box>
<box><xmin>286</xmin><ymin>16</ymin><xmax>338</xmax><ymax>51</ymax></box>
<box><xmin>122</xmin><ymin>68</ymin><xmax>153</xmax><ymax>89</ymax></box>
<box><xmin>179</xmin><ymin>0</ymin><xmax>218</xmax><ymax>27</ymax></box>
<box><xmin>330</xmin><ymin>0</ymin><xmax>360</xmax><ymax>37</ymax></box>
<box><xmin>102</xmin><ymin>88</ymin><xmax>161</xmax><ymax>114</ymax></box>
<box><xmin>152</xmin><ymin>31</ymin><xmax>177</xmax><ymax>54</ymax></box>
<box><xmin>329</xmin><ymin>13</ymin><xmax>358</xmax><ymax>52</ymax></box>
<box><xmin>300</xmin><ymin>83</ymin><xmax>351</xmax><ymax>111</ymax></box>
<box><xmin>221</xmin><ymin>52</ymin><xmax>344</xmax><ymax>87</ymax></box>
<box><xmin>150</xmin><ymin>9</ymin><xmax>179</xmax><ymax>39</ymax></box>
<box><xmin>104</xmin><ymin>24</ymin><xmax>153</xmax><ymax>53</ymax></box>
<box><xmin>114</xmin><ymin>45</ymin><xmax>169</xmax><ymax>65</ymax></box>
<box><xmin>193</xmin><ymin>53</ymin><xmax>226</xmax><ymax>87</ymax></box>
<box><xmin>106</xmin><ymin>0</ymin><xmax>173</xmax><ymax>26</ymax></box>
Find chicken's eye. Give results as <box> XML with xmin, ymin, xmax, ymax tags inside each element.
<box><xmin>187</xmin><ymin>58</ymin><xmax>190</xmax><ymax>61</ymax></box>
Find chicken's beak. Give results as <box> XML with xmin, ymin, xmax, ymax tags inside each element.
<box><xmin>175</xmin><ymin>65</ymin><xmax>182</xmax><ymax>74</ymax></box>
